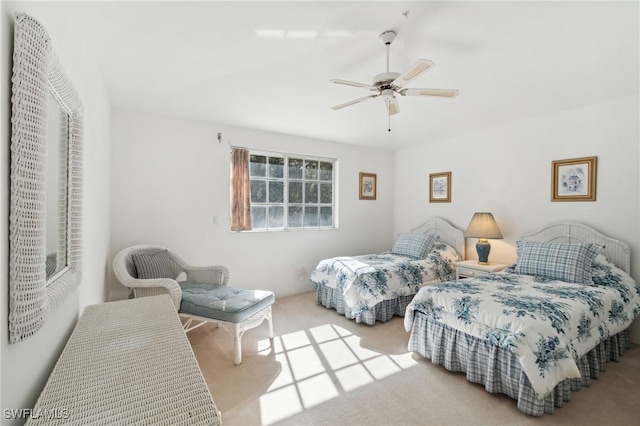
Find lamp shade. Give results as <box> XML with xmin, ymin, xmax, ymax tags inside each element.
<box><xmin>464</xmin><ymin>212</ymin><xmax>503</xmax><ymax>239</ymax></box>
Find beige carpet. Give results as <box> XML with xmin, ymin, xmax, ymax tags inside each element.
<box><xmin>188</xmin><ymin>292</ymin><xmax>640</xmax><ymax>426</ymax></box>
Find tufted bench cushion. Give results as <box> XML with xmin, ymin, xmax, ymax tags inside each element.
<box><xmin>179</xmin><ymin>282</ymin><xmax>275</xmax><ymax>323</ymax></box>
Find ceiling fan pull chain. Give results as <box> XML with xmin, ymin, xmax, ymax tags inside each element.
<box><xmin>388</xmin><ymin>108</ymin><xmax>391</xmax><ymax>132</ymax></box>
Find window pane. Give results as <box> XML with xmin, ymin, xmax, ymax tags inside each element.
<box><xmin>320</xmin><ymin>183</ymin><xmax>332</xmax><ymax>204</ymax></box>
<box><xmin>250</xmin><ymin>180</ymin><xmax>266</xmax><ymax>203</ymax></box>
<box><xmin>304</xmin><ymin>160</ymin><xmax>318</xmax><ymax>180</ymax></box>
<box><xmin>269</xmin><ymin>181</ymin><xmax>284</xmax><ymax>203</ymax></box>
<box><xmin>288</xmin><ymin>206</ymin><xmax>303</xmax><ymax>228</ymax></box>
<box><xmin>251</xmin><ymin>206</ymin><xmax>266</xmax><ymax>229</ymax></box>
<box><xmin>289</xmin><ymin>181</ymin><xmax>303</xmax><ymax>203</ymax></box>
<box><xmin>238</xmin><ymin>152</ymin><xmax>335</xmax><ymax>232</ymax></box>
<box><xmin>305</xmin><ymin>182</ymin><xmax>318</xmax><ymax>203</ymax></box>
<box><xmin>268</xmin><ymin>157</ymin><xmax>284</xmax><ymax>178</ymax></box>
<box><xmin>268</xmin><ymin>206</ymin><xmax>284</xmax><ymax>228</ymax></box>
<box><xmin>288</xmin><ymin>158</ymin><xmax>303</xmax><ymax>179</ymax></box>
<box><xmin>250</xmin><ymin>155</ymin><xmax>267</xmax><ymax>177</ymax></box>
<box><xmin>320</xmin><ymin>207</ymin><xmax>333</xmax><ymax>227</ymax></box>
<box><xmin>304</xmin><ymin>206</ymin><xmax>318</xmax><ymax>227</ymax></box>
<box><xmin>319</xmin><ymin>162</ymin><xmax>333</xmax><ymax>181</ymax></box>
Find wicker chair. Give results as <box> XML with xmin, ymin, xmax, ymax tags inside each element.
<box><xmin>113</xmin><ymin>245</ymin><xmax>274</xmax><ymax>364</ymax></box>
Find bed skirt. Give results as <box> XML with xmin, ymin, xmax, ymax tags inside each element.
<box><xmin>314</xmin><ymin>282</ymin><xmax>413</xmax><ymax>325</ymax></box>
<box><xmin>408</xmin><ymin>312</ymin><xmax>631</xmax><ymax>416</ymax></box>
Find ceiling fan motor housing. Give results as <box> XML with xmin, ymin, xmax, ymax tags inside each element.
<box><xmin>372</xmin><ymin>72</ymin><xmax>400</xmax><ymax>87</ymax></box>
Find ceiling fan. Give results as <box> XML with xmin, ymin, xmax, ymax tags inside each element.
<box><xmin>330</xmin><ymin>30</ymin><xmax>459</xmax><ymax>130</ymax></box>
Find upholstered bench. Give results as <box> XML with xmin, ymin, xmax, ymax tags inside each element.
<box><xmin>180</xmin><ymin>283</ymin><xmax>275</xmax><ymax>365</ymax></box>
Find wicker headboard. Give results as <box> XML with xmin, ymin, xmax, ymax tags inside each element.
<box><xmin>409</xmin><ymin>217</ymin><xmax>465</xmax><ymax>260</ymax></box>
<box><xmin>520</xmin><ymin>221</ymin><xmax>631</xmax><ymax>274</ymax></box>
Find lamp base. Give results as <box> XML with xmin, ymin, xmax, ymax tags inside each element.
<box><xmin>476</xmin><ymin>238</ymin><xmax>491</xmax><ymax>264</ymax></box>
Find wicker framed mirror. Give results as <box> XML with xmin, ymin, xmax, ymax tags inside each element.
<box><xmin>9</xmin><ymin>13</ymin><xmax>83</xmax><ymax>342</ymax></box>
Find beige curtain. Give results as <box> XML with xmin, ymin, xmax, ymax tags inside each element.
<box><xmin>230</xmin><ymin>148</ymin><xmax>252</xmax><ymax>231</ymax></box>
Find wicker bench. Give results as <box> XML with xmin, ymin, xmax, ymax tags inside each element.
<box><xmin>27</xmin><ymin>296</ymin><xmax>220</xmax><ymax>425</ymax></box>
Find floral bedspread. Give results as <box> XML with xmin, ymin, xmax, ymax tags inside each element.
<box><xmin>404</xmin><ymin>258</ymin><xmax>640</xmax><ymax>399</ymax></box>
<box><xmin>309</xmin><ymin>242</ymin><xmax>460</xmax><ymax>311</ymax></box>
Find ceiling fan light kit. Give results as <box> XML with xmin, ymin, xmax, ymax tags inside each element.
<box><xmin>330</xmin><ymin>30</ymin><xmax>459</xmax><ymax>131</ymax></box>
<box><xmin>381</xmin><ymin>89</ymin><xmax>395</xmax><ymax>100</ymax></box>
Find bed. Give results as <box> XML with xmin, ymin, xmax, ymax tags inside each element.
<box><xmin>310</xmin><ymin>217</ymin><xmax>465</xmax><ymax>325</ymax></box>
<box><xmin>404</xmin><ymin>221</ymin><xmax>640</xmax><ymax>416</ymax></box>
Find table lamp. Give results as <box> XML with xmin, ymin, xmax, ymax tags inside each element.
<box><xmin>464</xmin><ymin>212</ymin><xmax>503</xmax><ymax>264</ymax></box>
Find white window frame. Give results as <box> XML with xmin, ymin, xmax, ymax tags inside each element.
<box><xmin>247</xmin><ymin>149</ymin><xmax>338</xmax><ymax>232</ymax></box>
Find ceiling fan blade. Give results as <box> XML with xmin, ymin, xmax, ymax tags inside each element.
<box><xmin>392</xmin><ymin>59</ymin><xmax>435</xmax><ymax>88</ymax></box>
<box><xmin>400</xmin><ymin>88</ymin><xmax>459</xmax><ymax>98</ymax></box>
<box><xmin>386</xmin><ymin>97</ymin><xmax>400</xmax><ymax>115</ymax></box>
<box><xmin>330</xmin><ymin>79</ymin><xmax>375</xmax><ymax>90</ymax></box>
<box><xmin>331</xmin><ymin>94</ymin><xmax>379</xmax><ymax>110</ymax></box>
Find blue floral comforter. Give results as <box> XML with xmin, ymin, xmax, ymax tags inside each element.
<box><xmin>310</xmin><ymin>243</ymin><xmax>460</xmax><ymax>311</ymax></box>
<box><xmin>404</xmin><ymin>258</ymin><xmax>640</xmax><ymax>400</ymax></box>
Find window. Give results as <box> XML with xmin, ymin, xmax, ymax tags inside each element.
<box><xmin>248</xmin><ymin>151</ymin><xmax>336</xmax><ymax>231</ymax></box>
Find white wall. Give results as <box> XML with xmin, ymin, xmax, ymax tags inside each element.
<box><xmin>393</xmin><ymin>95</ymin><xmax>640</xmax><ymax>341</ymax></box>
<box><xmin>0</xmin><ymin>1</ymin><xmax>637</xmax><ymax>420</ymax></box>
<box><xmin>109</xmin><ymin>109</ymin><xmax>394</xmax><ymax>301</ymax></box>
<box><xmin>1</xmin><ymin>2</ymin><xmax>111</xmax><ymax>419</ymax></box>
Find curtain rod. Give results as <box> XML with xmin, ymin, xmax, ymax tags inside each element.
<box><xmin>229</xmin><ymin>145</ymin><xmax>337</xmax><ymax>162</ymax></box>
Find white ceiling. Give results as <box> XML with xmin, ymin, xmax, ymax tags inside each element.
<box><xmin>76</xmin><ymin>1</ymin><xmax>638</xmax><ymax>150</ymax></box>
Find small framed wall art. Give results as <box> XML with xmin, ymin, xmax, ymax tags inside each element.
<box><xmin>429</xmin><ymin>171</ymin><xmax>451</xmax><ymax>203</ymax></box>
<box><xmin>359</xmin><ymin>172</ymin><xmax>377</xmax><ymax>200</ymax></box>
<box><xmin>551</xmin><ymin>156</ymin><xmax>597</xmax><ymax>201</ymax></box>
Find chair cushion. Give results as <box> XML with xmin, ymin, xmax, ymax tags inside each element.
<box><xmin>179</xmin><ymin>282</ymin><xmax>275</xmax><ymax>323</ymax></box>
<box><xmin>131</xmin><ymin>249</ymin><xmax>174</xmax><ymax>279</ymax></box>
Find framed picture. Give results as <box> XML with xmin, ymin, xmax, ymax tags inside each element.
<box><xmin>429</xmin><ymin>172</ymin><xmax>451</xmax><ymax>202</ymax></box>
<box><xmin>359</xmin><ymin>172</ymin><xmax>377</xmax><ymax>200</ymax></box>
<box><xmin>551</xmin><ymin>156</ymin><xmax>597</xmax><ymax>201</ymax></box>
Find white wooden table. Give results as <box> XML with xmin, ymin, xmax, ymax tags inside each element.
<box><xmin>27</xmin><ymin>295</ymin><xmax>221</xmax><ymax>425</ymax></box>
<box><xmin>455</xmin><ymin>260</ymin><xmax>507</xmax><ymax>279</ymax></box>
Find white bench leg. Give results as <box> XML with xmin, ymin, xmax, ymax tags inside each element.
<box><xmin>234</xmin><ymin>306</ymin><xmax>273</xmax><ymax>365</ymax></box>
<box><xmin>267</xmin><ymin>306</ymin><xmax>274</xmax><ymax>339</ymax></box>
<box><xmin>234</xmin><ymin>323</ymin><xmax>243</xmax><ymax>365</ymax></box>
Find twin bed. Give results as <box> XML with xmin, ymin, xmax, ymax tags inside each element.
<box><xmin>311</xmin><ymin>220</ymin><xmax>639</xmax><ymax>416</ymax></box>
<box><xmin>309</xmin><ymin>218</ymin><xmax>465</xmax><ymax>325</ymax></box>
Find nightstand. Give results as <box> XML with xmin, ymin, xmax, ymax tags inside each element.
<box><xmin>455</xmin><ymin>260</ymin><xmax>507</xmax><ymax>279</ymax></box>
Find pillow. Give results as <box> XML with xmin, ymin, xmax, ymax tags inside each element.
<box><xmin>131</xmin><ymin>249</ymin><xmax>174</xmax><ymax>279</ymax></box>
<box><xmin>431</xmin><ymin>242</ymin><xmax>463</xmax><ymax>263</ymax></box>
<box><xmin>391</xmin><ymin>233</ymin><xmax>438</xmax><ymax>259</ymax></box>
<box><xmin>591</xmin><ymin>252</ymin><xmax>636</xmax><ymax>288</ymax></box>
<box><xmin>513</xmin><ymin>240</ymin><xmax>602</xmax><ymax>284</ymax></box>
<box><xmin>503</xmin><ymin>249</ymin><xmax>607</xmax><ymax>276</ymax></box>
<box><xmin>503</xmin><ymin>263</ymin><xmax>516</xmax><ymax>273</ymax></box>
<box><xmin>593</xmin><ymin>252</ymin><xmax>610</xmax><ymax>267</ymax></box>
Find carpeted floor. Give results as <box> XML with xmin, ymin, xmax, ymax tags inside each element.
<box><xmin>187</xmin><ymin>291</ymin><xmax>640</xmax><ymax>426</ymax></box>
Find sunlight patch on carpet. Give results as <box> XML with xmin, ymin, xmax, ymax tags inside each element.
<box><xmin>335</xmin><ymin>363</ymin><xmax>374</xmax><ymax>391</ymax></box>
<box><xmin>257</xmin><ymin>323</ymin><xmax>419</xmax><ymax>425</ymax></box>
<box><xmin>259</xmin><ymin>385</ymin><xmax>302</xmax><ymax>425</ymax></box>
<box><xmin>297</xmin><ymin>373</ymin><xmax>339</xmax><ymax>408</ymax></box>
